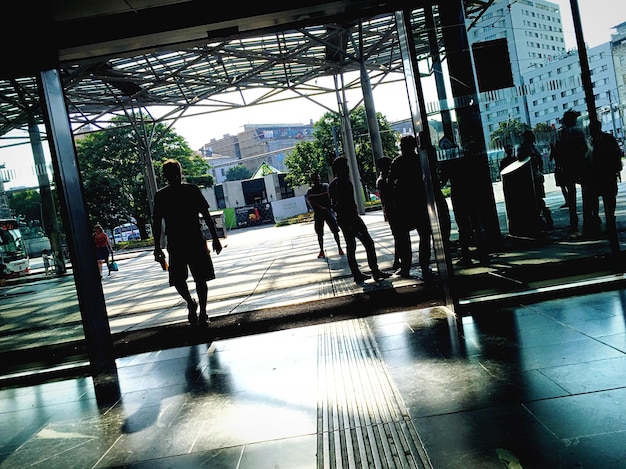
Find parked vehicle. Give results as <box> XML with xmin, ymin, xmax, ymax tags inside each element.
<box><xmin>112</xmin><ymin>223</ymin><xmax>140</xmax><ymax>243</ymax></box>
<box><xmin>0</xmin><ymin>218</ymin><xmax>30</xmax><ymax>277</ymax></box>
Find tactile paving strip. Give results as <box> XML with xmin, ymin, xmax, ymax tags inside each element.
<box><xmin>317</xmin><ymin>319</ymin><xmax>432</xmax><ymax>468</ymax></box>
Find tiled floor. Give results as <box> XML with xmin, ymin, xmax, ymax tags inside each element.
<box><xmin>2</xmin><ymin>288</ymin><xmax>626</xmax><ymax>468</ymax></box>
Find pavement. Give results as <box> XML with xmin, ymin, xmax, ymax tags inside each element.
<box><xmin>3</xmin><ymin>173</ymin><xmax>626</xmax><ymax>379</ymax></box>
<box><xmin>2</xmin><ymin>176</ymin><xmax>626</xmax><ymax>466</ymax></box>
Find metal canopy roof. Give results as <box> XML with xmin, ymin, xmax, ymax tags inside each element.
<box><xmin>0</xmin><ymin>1</ymin><xmax>493</xmax><ymax>142</ymax></box>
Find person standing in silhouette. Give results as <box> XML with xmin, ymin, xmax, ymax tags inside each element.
<box><xmin>306</xmin><ymin>172</ymin><xmax>344</xmax><ymax>259</ymax></box>
<box><xmin>153</xmin><ymin>159</ymin><xmax>222</xmax><ymax>327</ymax></box>
<box><xmin>376</xmin><ymin>156</ymin><xmax>401</xmax><ymax>270</ymax></box>
<box><xmin>388</xmin><ymin>134</ymin><xmax>436</xmax><ymax>281</ymax></box>
<box><xmin>499</xmin><ymin>143</ymin><xmax>516</xmax><ymax>172</ymax></box>
<box><xmin>552</xmin><ymin>109</ymin><xmax>587</xmax><ymax>233</ymax></box>
<box><xmin>329</xmin><ymin>157</ymin><xmax>391</xmax><ymax>284</ymax></box>
<box><xmin>585</xmin><ymin>120</ymin><xmax>623</xmax><ymax>249</ymax></box>
<box><xmin>517</xmin><ymin>129</ymin><xmax>553</xmax><ymax>231</ymax></box>
<box><xmin>439</xmin><ymin>138</ymin><xmax>489</xmax><ymax>267</ymax></box>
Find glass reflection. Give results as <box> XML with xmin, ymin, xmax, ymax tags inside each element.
<box><xmin>0</xmin><ymin>78</ymin><xmax>84</xmax><ymax>378</ymax></box>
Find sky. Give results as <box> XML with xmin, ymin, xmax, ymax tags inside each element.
<box><xmin>1</xmin><ymin>0</ymin><xmax>624</xmax><ymax>191</ymax></box>
<box><xmin>173</xmin><ymin>0</ymin><xmax>626</xmax><ymax>151</ymax></box>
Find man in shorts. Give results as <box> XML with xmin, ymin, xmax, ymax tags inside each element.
<box><xmin>153</xmin><ymin>159</ymin><xmax>222</xmax><ymax>327</ymax></box>
<box><xmin>306</xmin><ymin>172</ymin><xmax>344</xmax><ymax>258</ymax></box>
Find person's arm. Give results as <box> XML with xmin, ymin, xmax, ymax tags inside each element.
<box><xmin>153</xmin><ymin>195</ymin><xmax>165</xmax><ymax>261</ymax></box>
<box><xmin>307</xmin><ymin>186</ymin><xmax>330</xmax><ymax>212</ymax></box>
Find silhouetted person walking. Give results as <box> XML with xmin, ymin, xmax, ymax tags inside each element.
<box><xmin>153</xmin><ymin>159</ymin><xmax>222</xmax><ymax>327</ymax></box>
<box><xmin>585</xmin><ymin>120</ymin><xmax>623</xmax><ymax>250</ymax></box>
<box><xmin>306</xmin><ymin>172</ymin><xmax>344</xmax><ymax>258</ymax></box>
<box><xmin>329</xmin><ymin>157</ymin><xmax>390</xmax><ymax>284</ymax></box>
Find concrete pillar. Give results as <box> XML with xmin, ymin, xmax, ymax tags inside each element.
<box><xmin>39</xmin><ymin>69</ymin><xmax>116</xmax><ymax>377</ymax></box>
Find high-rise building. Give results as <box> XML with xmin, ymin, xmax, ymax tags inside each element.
<box><xmin>611</xmin><ymin>21</ymin><xmax>626</xmax><ymax>140</ymax></box>
<box><xmin>523</xmin><ymin>42</ymin><xmax>622</xmax><ymax>140</ymax></box>
<box><xmin>467</xmin><ymin>0</ymin><xmax>567</xmax><ymax>147</ymax></box>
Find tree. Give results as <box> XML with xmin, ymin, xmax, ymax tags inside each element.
<box><xmin>285</xmin><ymin>107</ymin><xmax>398</xmax><ymax>191</ymax></box>
<box><xmin>76</xmin><ymin>115</ymin><xmax>213</xmax><ymax>239</ymax></box>
<box><xmin>225</xmin><ymin>164</ymin><xmax>252</xmax><ymax>181</ymax></box>
<box><xmin>7</xmin><ymin>189</ymin><xmax>42</xmax><ymax>225</ymax></box>
<box><xmin>533</xmin><ymin>122</ymin><xmax>557</xmax><ymax>145</ymax></box>
<box><xmin>284</xmin><ymin>140</ymin><xmax>326</xmax><ymax>187</ymax></box>
<box><xmin>490</xmin><ymin>118</ymin><xmax>531</xmax><ymax>148</ymax></box>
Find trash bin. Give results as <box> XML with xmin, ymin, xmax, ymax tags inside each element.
<box><xmin>500</xmin><ymin>157</ymin><xmax>539</xmax><ymax>237</ymax></box>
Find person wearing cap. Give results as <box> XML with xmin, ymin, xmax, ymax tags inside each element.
<box><xmin>329</xmin><ymin>157</ymin><xmax>391</xmax><ymax>284</ymax></box>
<box><xmin>552</xmin><ymin>109</ymin><xmax>587</xmax><ymax>233</ymax></box>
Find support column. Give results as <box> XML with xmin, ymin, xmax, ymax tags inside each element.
<box><xmin>360</xmin><ymin>60</ymin><xmax>385</xmax><ymax>163</ymax></box>
<box><xmin>570</xmin><ymin>0</ymin><xmax>598</xmax><ymax>128</ymax></box>
<box><xmin>27</xmin><ymin>111</ymin><xmax>66</xmax><ymax>275</ymax></box>
<box><xmin>335</xmin><ymin>73</ymin><xmax>365</xmax><ymax>214</ymax></box>
<box><xmin>438</xmin><ymin>0</ymin><xmax>502</xmax><ymax>250</ymax></box>
<box><xmin>39</xmin><ymin>69</ymin><xmax>116</xmax><ymax>377</ymax></box>
<box><xmin>425</xmin><ymin>5</ymin><xmax>454</xmax><ymax>140</ymax></box>
<box><xmin>396</xmin><ymin>9</ymin><xmax>454</xmax><ymax>310</ymax></box>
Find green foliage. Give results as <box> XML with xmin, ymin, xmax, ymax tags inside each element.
<box><xmin>7</xmin><ymin>189</ymin><xmax>42</xmax><ymax>225</ymax></box>
<box><xmin>533</xmin><ymin>122</ymin><xmax>557</xmax><ymax>144</ymax></box>
<box><xmin>258</xmin><ymin>163</ymin><xmax>277</xmax><ymax>177</ymax></box>
<box><xmin>284</xmin><ymin>140</ymin><xmax>326</xmax><ymax>187</ymax></box>
<box><xmin>75</xmin><ymin>115</ymin><xmax>211</xmax><ymax>237</ymax></box>
<box><xmin>284</xmin><ymin>106</ymin><xmax>398</xmax><ymax>191</ymax></box>
<box><xmin>225</xmin><ymin>165</ymin><xmax>252</xmax><ymax>181</ymax></box>
<box><xmin>490</xmin><ymin>118</ymin><xmax>531</xmax><ymax>147</ymax></box>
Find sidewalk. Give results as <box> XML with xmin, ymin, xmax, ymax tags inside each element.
<box><xmin>1</xmin><ymin>287</ymin><xmax>625</xmax><ymax>467</ymax></box>
<box><xmin>3</xmin><ymin>176</ymin><xmax>626</xmax><ymax>379</ymax></box>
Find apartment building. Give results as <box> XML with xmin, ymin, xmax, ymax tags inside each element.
<box><xmin>467</xmin><ymin>0</ymin><xmax>567</xmax><ymax>146</ymax></box>
<box><xmin>524</xmin><ymin>41</ymin><xmax>623</xmax><ymax>140</ymax></box>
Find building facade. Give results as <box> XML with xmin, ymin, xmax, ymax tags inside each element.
<box><xmin>523</xmin><ymin>42</ymin><xmax>623</xmax><ymax>141</ymax></box>
<box><xmin>467</xmin><ymin>0</ymin><xmax>567</xmax><ymax>147</ymax></box>
<box><xmin>200</xmin><ymin>122</ymin><xmax>315</xmax><ymax>183</ymax></box>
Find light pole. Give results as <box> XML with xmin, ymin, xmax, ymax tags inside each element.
<box><xmin>607</xmin><ymin>90</ymin><xmax>618</xmax><ymax>137</ymax></box>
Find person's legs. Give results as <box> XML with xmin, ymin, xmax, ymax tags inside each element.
<box><xmin>602</xmin><ymin>189</ymin><xmax>619</xmax><ymax>252</ymax></box>
<box><xmin>389</xmin><ymin>222</ymin><xmax>402</xmax><ymax>270</ymax></box>
<box><xmin>187</xmin><ymin>242</ymin><xmax>215</xmax><ymax>326</ymax></box>
<box><xmin>196</xmin><ymin>280</ymin><xmax>209</xmax><ymax>325</ymax></box>
<box><xmin>339</xmin><ymin>221</ymin><xmax>365</xmax><ymax>281</ymax></box>
<box><xmin>332</xmin><ymin>231</ymin><xmax>344</xmax><ymax>254</ymax></box>
<box><xmin>354</xmin><ymin>218</ymin><xmax>389</xmax><ymax>280</ymax></box>
<box><xmin>394</xmin><ymin>228</ymin><xmax>412</xmax><ymax>276</ymax></box>
<box><xmin>416</xmin><ymin>220</ymin><xmax>432</xmax><ymax>277</ymax></box>
<box><xmin>566</xmin><ymin>182</ymin><xmax>578</xmax><ymax>231</ymax></box>
<box><xmin>560</xmin><ymin>184</ymin><xmax>569</xmax><ymax>208</ymax></box>
<box><xmin>169</xmin><ymin>248</ymin><xmax>201</xmax><ymax>326</ymax></box>
<box><xmin>174</xmin><ymin>281</ymin><xmax>197</xmax><ymax>326</ymax></box>
<box><xmin>326</xmin><ymin>212</ymin><xmax>344</xmax><ymax>255</ymax></box>
<box><xmin>582</xmin><ymin>183</ymin><xmax>600</xmax><ymax>234</ymax></box>
<box><xmin>314</xmin><ymin>216</ymin><xmax>325</xmax><ymax>257</ymax></box>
